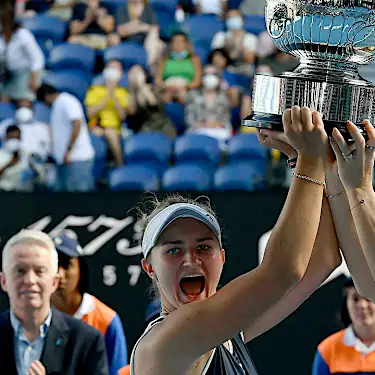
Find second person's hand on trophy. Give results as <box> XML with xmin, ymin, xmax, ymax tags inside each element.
<box><xmin>330</xmin><ymin>120</ymin><xmax>375</xmax><ymax>196</ymax></box>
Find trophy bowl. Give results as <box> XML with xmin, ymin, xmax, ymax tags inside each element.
<box><xmin>243</xmin><ymin>0</ymin><xmax>375</xmax><ymax>141</ymax></box>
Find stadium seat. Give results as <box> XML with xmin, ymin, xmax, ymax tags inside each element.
<box><xmin>98</xmin><ymin>0</ymin><xmax>124</xmax><ymax>16</ymax></box>
<box><xmin>0</xmin><ymin>103</ymin><xmax>16</xmax><ymax>122</ymax></box>
<box><xmin>222</xmin><ymin>71</ymin><xmax>252</xmax><ymax>93</ymax></box>
<box><xmin>22</xmin><ymin>16</ymin><xmax>67</xmax><ymax>57</ymax></box>
<box><xmin>174</xmin><ymin>134</ymin><xmax>221</xmax><ymax>168</ymax></box>
<box><xmin>34</xmin><ymin>102</ymin><xmax>51</xmax><ymax>124</ymax></box>
<box><xmin>90</xmin><ymin>134</ymin><xmax>108</xmax><ymax>181</ymax></box>
<box><xmin>182</xmin><ymin>15</ymin><xmax>224</xmax><ymax>48</ymax></box>
<box><xmin>104</xmin><ymin>42</ymin><xmax>148</xmax><ymax>70</ymax></box>
<box><xmin>124</xmin><ymin>132</ymin><xmax>172</xmax><ymax>174</ymax></box>
<box><xmin>149</xmin><ymin>0</ymin><xmax>178</xmax><ymax>13</ymax></box>
<box><xmin>243</xmin><ymin>15</ymin><xmax>267</xmax><ymax>36</ymax></box>
<box><xmin>193</xmin><ymin>42</ymin><xmax>210</xmax><ymax>65</ymax></box>
<box><xmin>228</xmin><ymin>133</ymin><xmax>268</xmax><ymax>163</ymax></box>
<box><xmin>109</xmin><ymin>165</ymin><xmax>159</xmax><ymax>191</ymax></box>
<box><xmin>43</xmin><ymin>72</ymin><xmax>91</xmax><ymax>103</ymax></box>
<box><xmin>164</xmin><ymin>102</ymin><xmax>185</xmax><ymax>135</ymax></box>
<box><xmin>149</xmin><ymin>0</ymin><xmax>177</xmax><ymax>40</ymax></box>
<box><xmin>214</xmin><ymin>162</ymin><xmax>258</xmax><ymax>191</ymax></box>
<box><xmin>162</xmin><ymin>164</ymin><xmax>213</xmax><ymax>191</ymax></box>
<box><xmin>48</xmin><ymin>43</ymin><xmax>96</xmax><ymax>75</ymax></box>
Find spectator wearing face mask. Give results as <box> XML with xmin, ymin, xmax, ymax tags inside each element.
<box><xmin>126</xmin><ymin>65</ymin><xmax>177</xmax><ymax>138</ymax></box>
<box><xmin>155</xmin><ymin>32</ymin><xmax>202</xmax><ymax>104</ymax></box>
<box><xmin>185</xmin><ymin>67</ymin><xmax>231</xmax><ymax>148</ymax></box>
<box><xmin>0</xmin><ymin>0</ymin><xmax>45</xmax><ymax>101</ymax></box>
<box><xmin>211</xmin><ymin>8</ymin><xmax>257</xmax><ymax>77</ymax></box>
<box><xmin>85</xmin><ymin>60</ymin><xmax>128</xmax><ymax>167</ymax></box>
<box><xmin>68</xmin><ymin>0</ymin><xmax>115</xmax><ymax>50</ymax></box>
<box><xmin>0</xmin><ymin>125</ymin><xmax>30</xmax><ymax>191</ymax></box>
<box><xmin>0</xmin><ymin>99</ymin><xmax>51</xmax><ymax>161</ymax></box>
<box><xmin>37</xmin><ymin>83</ymin><xmax>95</xmax><ymax>192</ymax></box>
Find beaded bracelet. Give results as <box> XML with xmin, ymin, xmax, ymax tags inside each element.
<box><xmin>292</xmin><ymin>172</ymin><xmax>326</xmax><ymax>187</ymax></box>
<box><xmin>326</xmin><ymin>191</ymin><xmax>345</xmax><ymax>199</ymax></box>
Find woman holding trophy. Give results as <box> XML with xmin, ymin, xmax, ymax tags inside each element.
<box><xmin>130</xmin><ymin>106</ymin><xmax>344</xmax><ymax>375</ymax></box>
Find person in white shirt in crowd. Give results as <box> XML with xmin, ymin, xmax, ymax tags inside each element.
<box><xmin>37</xmin><ymin>83</ymin><xmax>95</xmax><ymax>192</ymax></box>
<box><xmin>0</xmin><ymin>99</ymin><xmax>51</xmax><ymax>162</ymax></box>
<box><xmin>192</xmin><ymin>0</ymin><xmax>227</xmax><ymax>17</ymax></box>
<box><xmin>0</xmin><ymin>0</ymin><xmax>45</xmax><ymax>101</ymax></box>
<box><xmin>0</xmin><ymin>125</ymin><xmax>31</xmax><ymax>192</ymax></box>
<box><xmin>240</xmin><ymin>0</ymin><xmax>266</xmax><ymax>16</ymax></box>
<box><xmin>211</xmin><ymin>8</ymin><xmax>257</xmax><ymax>77</ymax></box>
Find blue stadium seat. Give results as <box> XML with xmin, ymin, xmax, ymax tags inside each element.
<box><xmin>183</xmin><ymin>15</ymin><xmax>224</xmax><ymax>48</ymax></box>
<box><xmin>222</xmin><ymin>71</ymin><xmax>252</xmax><ymax>93</ymax></box>
<box><xmin>34</xmin><ymin>102</ymin><xmax>51</xmax><ymax>124</ymax></box>
<box><xmin>100</xmin><ymin>0</ymin><xmax>125</xmax><ymax>15</ymax></box>
<box><xmin>43</xmin><ymin>72</ymin><xmax>91</xmax><ymax>102</ymax></box>
<box><xmin>165</xmin><ymin>102</ymin><xmax>185</xmax><ymax>135</ymax></box>
<box><xmin>124</xmin><ymin>132</ymin><xmax>172</xmax><ymax>174</ymax></box>
<box><xmin>22</xmin><ymin>16</ymin><xmax>67</xmax><ymax>58</ymax></box>
<box><xmin>244</xmin><ymin>15</ymin><xmax>267</xmax><ymax>36</ymax></box>
<box><xmin>214</xmin><ymin>162</ymin><xmax>257</xmax><ymax>191</ymax></box>
<box><xmin>109</xmin><ymin>165</ymin><xmax>159</xmax><ymax>191</ymax></box>
<box><xmin>228</xmin><ymin>133</ymin><xmax>268</xmax><ymax>163</ymax></box>
<box><xmin>174</xmin><ymin>134</ymin><xmax>221</xmax><ymax>168</ymax></box>
<box><xmin>0</xmin><ymin>103</ymin><xmax>16</xmax><ymax>122</ymax></box>
<box><xmin>162</xmin><ymin>164</ymin><xmax>213</xmax><ymax>191</ymax></box>
<box><xmin>90</xmin><ymin>134</ymin><xmax>108</xmax><ymax>181</ymax></box>
<box><xmin>104</xmin><ymin>42</ymin><xmax>148</xmax><ymax>70</ymax></box>
<box><xmin>149</xmin><ymin>0</ymin><xmax>178</xmax><ymax>13</ymax></box>
<box><xmin>193</xmin><ymin>42</ymin><xmax>210</xmax><ymax>65</ymax></box>
<box><xmin>48</xmin><ymin>43</ymin><xmax>96</xmax><ymax>75</ymax></box>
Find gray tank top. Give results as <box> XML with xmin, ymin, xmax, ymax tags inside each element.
<box><xmin>130</xmin><ymin>316</ymin><xmax>258</xmax><ymax>375</ymax></box>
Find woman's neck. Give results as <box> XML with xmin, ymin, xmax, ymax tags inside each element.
<box><xmin>53</xmin><ymin>291</ymin><xmax>83</xmax><ymax>316</ymax></box>
<box><xmin>352</xmin><ymin>324</ymin><xmax>375</xmax><ymax>346</ymax></box>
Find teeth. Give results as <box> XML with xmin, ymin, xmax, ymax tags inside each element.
<box><xmin>182</xmin><ymin>274</ymin><xmax>203</xmax><ymax>279</ymax></box>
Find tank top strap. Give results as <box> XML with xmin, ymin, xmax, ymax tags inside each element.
<box><xmin>130</xmin><ymin>316</ymin><xmax>165</xmax><ymax>375</ymax></box>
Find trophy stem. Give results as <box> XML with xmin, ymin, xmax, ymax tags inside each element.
<box><xmin>283</xmin><ymin>59</ymin><xmax>365</xmax><ymax>84</ymax></box>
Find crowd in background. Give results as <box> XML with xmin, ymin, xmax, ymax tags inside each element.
<box><xmin>0</xmin><ymin>0</ymin><xmax>303</xmax><ymax>192</ymax></box>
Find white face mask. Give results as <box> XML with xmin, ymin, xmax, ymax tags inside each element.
<box><xmin>103</xmin><ymin>67</ymin><xmax>122</xmax><ymax>82</ymax></box>
<box><xmin>4</xmin><ymin>138</ymin><xmax>21</xmax><ymax>153</ymax></box>
<box><xmin>15</xmin><ymin>107</ymin><xmax>33</xmax><ymax>124</ymax></box>
<box><xmin>203</xmin><ymin>74</ymin><xmax>220</xmax><ymax>89</ymax></box>
<box><xmin>226</xmin><ymin>16</ymin><xmax>243</xmax><ymax>30</ymax></box>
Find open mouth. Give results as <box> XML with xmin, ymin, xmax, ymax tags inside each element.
<box><xmin>179</xmin><ymin>275</ymin><xmax>205</xmax><ymax>297</ymax></box>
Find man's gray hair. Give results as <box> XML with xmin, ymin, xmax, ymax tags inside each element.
<box><xmin>2</xmin><ymin>229</ymin><xmax>58</xmax><ymax>274</ymax></box>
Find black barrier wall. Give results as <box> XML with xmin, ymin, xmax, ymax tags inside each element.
<box><xmin>0</xmin><ymin>190</ymin><xmax>347</xmax><ymax>375</ymax></box>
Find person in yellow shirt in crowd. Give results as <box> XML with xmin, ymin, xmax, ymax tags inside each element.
<box><xmin>85</xmin><ymin>59</ymin><xmax>128</xmax><ymax>167</ymax></box>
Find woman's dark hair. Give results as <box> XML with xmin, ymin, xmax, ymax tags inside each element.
<box><xmin>340</xmin><ymin>278</ymin><xmax>355</xmax><ymax>327</ymax></box>
<box><xmin>57</xmin><ymin>252</ymin><xmax>90</xmax><ymax>296</ymax></box>
<box><xmin>208</xmin><ymin>48</ymin><xmax>233</xmax><ymax>67</ymax></box>
<box><xmin>36</xmin><ymin>83</ymin><xmax>58</xmax><ymax>102</ymax></box>
<box><xmin>136</xmin><ymin>193</ymin><xmax>221</xmax><ymax>299</ymax></box>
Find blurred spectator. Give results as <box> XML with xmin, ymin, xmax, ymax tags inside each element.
<box><xmin>211</xmin><ymin>8</ymin><xmax>257</xmax><ymax>77</ymax></box>
<box><xmin>24</xmin><ymin>0</ymin><xmax>79</xmax><ymax>20</ymax></box>
<box><xmin>0</xmin><ymin>0</ymin><xmax>44</xmax><ymax>101</ymax></box>
<box><xmin>37</xmin><ymin>83</ymin><xmax>95</xmax><ymax>192</ymax></box>
<box><xmin>240</xmin><ymin>0</ymin><xmax>266</xmax><ymax>16</ymax></box>
<box><xmin>155</xmin><ymin>32</ymin><xmax>202</xmax><ymax>104</ymax></box>
<box><xmin>109</xmin><ymin>0</ymin><xmax>163</xmax><ymax>69</ymax></box>
<box><xmin>257</xmin><ymin>49</ymin><xmax>299</xmax><ymax>76</ymax></box>
<box><xmin>127</xmin><ymin>65</ymin><xmax>177</xmax><ymax>137</ymax></box>
<box><xmin>69</xmin><ymin>0</ymin><xmax>115</xmax><ymax>49</ymax></box>
<box><xmin>185</xmin><ymin>66</ymin><xmax>231</xmax><ymax>147</ymax></box>
<box><xmin>256</xmin><ymin>30</ymin><xmax>278</xmax><ymax>59</ymax></box>
<box><xmin>85</xmin><ymin>59</ymin><xmax>127</xmax><ymax>167</ymax></box>
<box><xmin>52</xmin><ymin>233</ymin><xmax>128</xmax><ymax>375</ymax></box>
<box><xmin>208</xmin><ymin>47</ymin><xmax>233</xmax><ymax>74</ymax></box>
<box><xmin>193</xmin><ymin>0</ymin><xmax>227</xmax><ymax>17</ymax></box>
<box><xmin>0</xmin><ymin>99</ymin><xmax>51</xmax><ymax>161</ymax></box>
<box><xmin>312</xmin><ymin>277</ymin><xmax>375</xmax><ymax>375</ymax></box>
<box><xmin>0</xmin><ymin>125</ymin><xmax>30</xmax><ymax>191</ymax></box>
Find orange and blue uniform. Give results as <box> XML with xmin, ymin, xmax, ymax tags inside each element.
<box><xmin>118</xmin><ymin>365</ymin><xmax>130</xmax><ymax>375</ymax></box>
<box><xmin>313</xmin><ymin>326</ymin><xmax>375</xmax><ymax>375</ymax></box>
<box><xmin>74</xmin><ymin>293</ymin><xmax>128</xmax><ymax>375</ymax></box>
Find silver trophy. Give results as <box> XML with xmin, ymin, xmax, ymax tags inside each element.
<box><xmin>243</xmin><ymin>0</ymin><xmax>375</xmax><ymax>140</ymax></box>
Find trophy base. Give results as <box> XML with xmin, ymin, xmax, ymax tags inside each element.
<box><xmin>243</xmin><ymin>112</ymin><xmax>367</xmax><ymax>143</ymax></box>
<box><xmin>243</xmin><ymin>74</ymin><xmax>375</xmax><ymax>142</ymax></box>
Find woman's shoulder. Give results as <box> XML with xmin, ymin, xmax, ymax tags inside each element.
<box><xmin>318</xmin><ymin>329</ymin><xmax>346</xmax><ymax>352</ymax></box>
